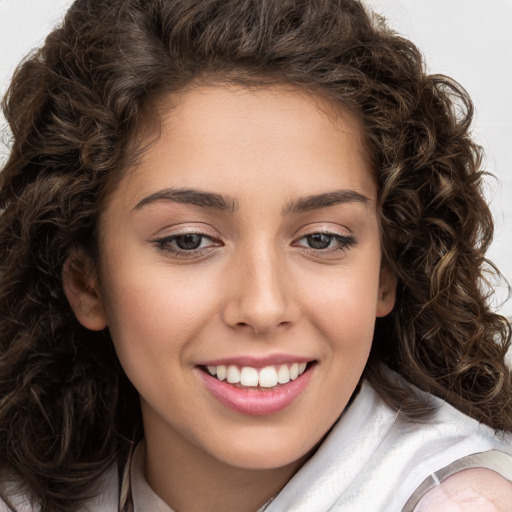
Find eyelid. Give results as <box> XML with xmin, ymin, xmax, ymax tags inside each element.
<box><xmin>291</xmin><ymin>223</ymin><xmax>353</xmax><ymax>241</ymax></box>
<box><xmin>291</xmin><ymin>226</ymin><xmax>357</xmax><ymax>255</ymax></box>
<box><xmin>150</xmin><ymin>225</ymin><xmax>224</xmax><ymax>258</ymax></box>
<box><xmin>293</xmin><ymin>232</ymin><xmax>356</xmax><ymax>247</ymax></box>
<box><xmin>148</xmin><ymin>221</ymin><xmax>221</xmax><ymax>238</ymax></box>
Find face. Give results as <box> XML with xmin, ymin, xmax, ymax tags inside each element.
<box><xmin>65</xmin><ymin>85</ymin><xmax>395</xmax><ymax>472</ymax></box>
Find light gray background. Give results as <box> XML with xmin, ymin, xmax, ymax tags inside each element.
<box><xmin>1</xmin><ymin>0</ymin><xmax>511</xmax><ymax>317</ymax></box>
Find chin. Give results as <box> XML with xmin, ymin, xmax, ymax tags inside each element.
<box><xmin>211</xmin><ymin>433</ymin><xmax>317</xmax><ymax>470</ymax></box>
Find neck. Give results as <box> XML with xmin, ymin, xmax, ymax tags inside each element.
<box><xmin>142</xmin><ymin>423</ymin><xmax>310</xmax><ymax>512</ymax></box>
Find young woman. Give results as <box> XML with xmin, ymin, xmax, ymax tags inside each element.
<box><xmin>0</xmin><ymin>1</ymin><xmax>511</xmax><ymax>511</ymax></box>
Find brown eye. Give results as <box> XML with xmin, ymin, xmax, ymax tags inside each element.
<box><xmin>306</xmin><ymin>234</ymin><xmax>333</xmax><ymax>249</ymax></box>
<box><xmin>293</xmin><ymin>232</ymin><xmax>357</xmax><ymax>254</ymax></box>
<box><xmin>174</xmin><ymin>234</ymin><xmax>203</xmax><ymax>250</ymax></box>
<box><xmin>153</xmin><ymin>232</ymin><xmax>221</xmax><ymax>256</ymax></box>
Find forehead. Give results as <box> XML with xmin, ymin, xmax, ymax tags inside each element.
<box><xmin>154</xmin><ymin>84</ymin><xmax>369</xmax><ymax>159</ymax></box>
<box><xmin>113</xmin><ymin>84</ymin><xmax>376</xmax><ymax>209</ymax></box>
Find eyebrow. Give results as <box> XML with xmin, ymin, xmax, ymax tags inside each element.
<box><xmin>133</xmin><ymin>188</ymin><xmax>239</xmax><ymax>212</ymax></box>
<box><xmin>133</xmin><ymin>187</ymin><xmax>370</xmax><ymax>215</ymax></box>
<box><xmin>282</xmin><ymin>190</ymin><xmax>370</xmax><ymax>215</ymax></box>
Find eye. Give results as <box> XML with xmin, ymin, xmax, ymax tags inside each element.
<box><xmin>152</xmin><ymin>232</ymin><xmax>221</xmax><ymax>256</ymax></box>
<box><xmin>173</xmin><ymin>233</ymin><xmax>207</xmax><ymax>250</ymax></box>
<box><xmin>293</xmin><ymin>232</ymin><xmax>356</xmax><ymax>252</ymax></box>
<box><xmin>303</xmin><ymin>233</ymin><xmax>336</xmax><ymax>250</ymax></box>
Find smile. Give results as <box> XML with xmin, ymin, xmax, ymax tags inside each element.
<box><xmin>195</xmin><ymin>359</ymin><xmax>316</xmax><ymax>415</ymax></box>
<box><xmin>205</xmin><ymin>362</ymin><xmax>308</xmax><ymax>388</ymax></box>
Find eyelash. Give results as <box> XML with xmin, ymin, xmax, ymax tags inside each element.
<box><xmin>293</xmin><ymin>232</ymin><xmax>357</xmax><ymax>254</ymax></box>
<box><xmin>152</xmin><ymin>232</ymin><xmax>221</xmax><ymax>257</ymax></box>
<box><xmin>152</xmin><ymin>230</ymin><xmax>357</xmax><ymax>258</ymax></box>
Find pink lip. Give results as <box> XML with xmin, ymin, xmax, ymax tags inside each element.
<box><xmin>196</xmin><ymin>353</ymin><xmax>313</xmax><ymax>368</ymax></box>
<box><xmin>195</xmin><ymin>364</ymin><xmax>315</xmax><ymax>416</ymax></box>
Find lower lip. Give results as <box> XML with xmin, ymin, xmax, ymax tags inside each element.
<box><xmin>195</xmin><ymin>366</ymin><xmax>314</xmax><ymax>416</ymax></box>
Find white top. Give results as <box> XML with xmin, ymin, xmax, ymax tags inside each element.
<box><xmin>2</xmin><ymin>379</ymin><xmax>512</xmax><ymax>511</ymax></box>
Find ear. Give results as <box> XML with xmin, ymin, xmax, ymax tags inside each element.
<box><xmin>376</xmin><ymin>264</ymin><xmax>397</xmax><ymax>318</ymax></box>
<box><xmin>62</xmin><ymin>249</ymin><xmax>108</xmax><ymax>331</ymax></box>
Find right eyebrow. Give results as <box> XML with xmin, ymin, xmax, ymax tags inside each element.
<box><xmin>132</xmin><ymin>188</ymin><xmax>239</xmax><ymax>213</ymax></box>
<box><xmin>282</xmin><ymin>189</ymin><xmax>370</xmax><ymax>215</ymax></box>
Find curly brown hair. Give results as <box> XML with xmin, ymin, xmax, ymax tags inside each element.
<box><xmin>1</xmin><ymin>0</ymin><xmax>511</xmax><ymax>510</ymax></box>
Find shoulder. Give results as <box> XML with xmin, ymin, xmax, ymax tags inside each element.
<box><xmin>414</xmin><ymin>469</ymin><xmax>512</xmax><ymax>512</ymax></box>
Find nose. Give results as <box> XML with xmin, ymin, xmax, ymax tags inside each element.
<box><xmin>221</xmin><ymin>246</ymin><xmax>298</xmax><ymax>335</ymax></box>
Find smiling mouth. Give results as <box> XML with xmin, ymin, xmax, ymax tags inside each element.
<box><xmin>199</xmin><ymin>362</ymin><xmax>315</xmax><ymax>389</ymax></box>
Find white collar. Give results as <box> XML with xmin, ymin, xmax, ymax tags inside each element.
<box><xmin>128</xmin><ymin>382</ymin><xmax>391</xmax><ymax>511</ymax></box>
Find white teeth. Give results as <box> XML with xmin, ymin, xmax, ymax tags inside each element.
<box><xmin>259</xmin><ymin>366</ymin><xmax>278</xmax><ymax>388</ymax></box>
<box><xmin>277</xmin><ymin>364</ymin><xmax>291</xmax><ymax>384</ymax></box>
<box><xmin>227</xmin><ymin>365</ymin><xmax>241</xmax><ymax>384</ymax></box>
<box><xmin>240</xmin><ymin>367</ymin><xmax>259</xmax><ymax>387</ymax></box>
<box><xmin>216</xmin><ymin>365</ymin><xmax>227</xmax><ymax>381</ymax></box>
<box><xmin>205</xmin><ymin>361</ymin><xmax>309</xmax><ymax>387</ymax></box>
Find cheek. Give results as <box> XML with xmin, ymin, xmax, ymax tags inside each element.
<box><xmin>99</xmin><ymin>263</ymin><xmax>225</xmax><ymax>415</ymax></box>
<box><xmin>293</xmin><ymin>268</ymin><xmax>380</xmax><ymax>433</ymax></box>
<box><xmin>100</xmin><ymin>260</ymin><xmax>222</xmax><ymax>365</ymax></box>
<box><xmin>298</xmin><ymin>260</ymin><xmax>381</xmax><ymax>348</ymax></box>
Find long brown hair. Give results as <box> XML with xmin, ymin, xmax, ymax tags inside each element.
<box><xmin>1</xmin><ymin>0</ymin><xmax>510</xmax><ymax>510</ymax></box>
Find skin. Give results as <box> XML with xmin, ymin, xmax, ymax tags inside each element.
<box><xmin>64</xmin><ymin>84</ymin><xmax>397</xmax><ymax>512</ymax></box>
<box><xmin>415</xmin><ymin>469</ymin><xmax>512</xmax><ymax>512</ymax></box>
<box><xmin>62</xmin><ymin>85</ymin><xmax>512</xmax><ymax>512</ymax></box>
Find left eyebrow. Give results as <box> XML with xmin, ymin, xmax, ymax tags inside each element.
<box><xmin>132</xmin><ymin>188</ymin><xmax>239</xmax><ymax>212</ymax></box>
<box><xmin>282</xmin><ymin>190</ymin><xmax>370</xmax><ymax>215</ymax></box>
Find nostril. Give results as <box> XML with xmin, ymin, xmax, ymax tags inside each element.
<box><xmin>232</xmin><ymin>320</ymin><xmax>293</xmax><ymax>334</ymax></box>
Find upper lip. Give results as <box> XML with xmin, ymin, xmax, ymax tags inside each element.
<box><xmin>196</xmin><ymin>353</ymin><xmax>315</xmax><ymax>368</ymax></box>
